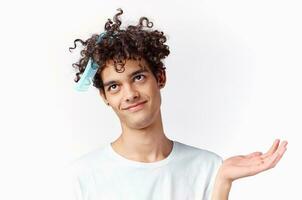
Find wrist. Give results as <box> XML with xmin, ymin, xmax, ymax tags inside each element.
<box><xmin>215</xmin><ymin>178</ymin><xmax>232</xmax><ymax>191</ymax></box>
<box><xmin>216</xmin><ymin>167</ymin><xmax>233</xmax><ymax>186</ymax></box>
<box><xmin>211</xmin><ymin>174</ymin><xmax>233</xmax><ymax>200</ymax></box>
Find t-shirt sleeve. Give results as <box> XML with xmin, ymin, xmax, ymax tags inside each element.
<box><xmin>67</xmin><ymin>162</ymin><xmax>85</xmax><ymax>200</ymax></box>
<box><xmin>204</xmin><ymin>154</ymin><xmax>223</xmax><ymax>200</ymax></box>
<box><xmin>72</xmin><ymin>174</ymin><xmax>84</xmax><ymax>200</ymax></box>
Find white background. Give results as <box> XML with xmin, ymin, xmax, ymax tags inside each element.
<box><xmin>0</xmin><ymin>0</ymin><xmax>301</xmax><ymax>199</ymax></box>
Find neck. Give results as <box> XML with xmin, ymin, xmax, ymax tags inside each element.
<box><xmin>111</xmin><ymin>109</ymin><xmax>173</xmax><ymax>163</ymax></box>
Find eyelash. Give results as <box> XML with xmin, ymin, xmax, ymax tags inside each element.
<box><xmin>107</xmin><ymin>74</ymin><xmax>146</xmax><ymax>91</ymax></box>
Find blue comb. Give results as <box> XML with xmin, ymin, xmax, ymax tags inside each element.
<box><xmin>74</xmin><ymin>32</ymin><xmax>106</xmax><ymax>92</ymax></box>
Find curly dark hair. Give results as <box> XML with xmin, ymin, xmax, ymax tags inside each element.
<box><xmin>69</xmin><ymin>8</ymin><xmax>170</xmax><ymax>94</ymax></box>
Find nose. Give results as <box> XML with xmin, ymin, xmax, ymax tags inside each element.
<box><xmin>124</xmin><ymin>84</ymin><xmax>140</xmax><ymax>103</ymax></box>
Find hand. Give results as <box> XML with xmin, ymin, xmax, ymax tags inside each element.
<box><xmin>217</xmin><ymin>139</ymin><xmax>288</xmax><ymax>183</ymax></box>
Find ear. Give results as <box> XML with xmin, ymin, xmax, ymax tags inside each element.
<box><xmin>156</xmin><ymin>68</ymin><xmax>167</xmax><ymax>89</ymax></box>
<box><xmin>99</xmin><ymin>89</ymin><xmax>110</xmax><ymax>106</ymax></box>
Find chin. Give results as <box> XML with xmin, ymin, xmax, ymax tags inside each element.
<box><xmin>128</xmin><ymin>117</ymin><xmax>154</xmax><ymax>129</ymax></box>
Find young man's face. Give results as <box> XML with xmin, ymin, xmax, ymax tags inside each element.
<box><xmin>99</xmin><ymin>58</ymin><xmax>166</xmax><ymax>130</ymax></box>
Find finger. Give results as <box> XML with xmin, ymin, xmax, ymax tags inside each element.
<box><xmin>247</xmin><ymin>152</ymin><xmax>277</xmax><ymax>174</ymax></box>
<box><xmin>243</xmin><ymin>140</ymin><xmax>287</xmax><ymax>166</ymax></box>
<box><xmin>246</xmin><ymin>151</ymin><xmax>263</xmax><ymax>158</ymax></box>
<box><xmin>242</xmin><ymin>152</ymin><xmax>263</xmax><ymax>165</ymax></box>
<box><xmin>261</xmin><ymin>139</ymin><xmax>280</xmax><ymax>159</ymax></box>
<box><xmin>244</xmin><ymin>141</ymin><xmax>288</xmax><ymax>175</ymax></box>
<box><xmin>239</xmin><ymin>153</ymin><xmax>265</xmax><ymax>167</ymax></box>
<box><xmin>270</xmin><ymin>141</ymin><xmax>288</xmax><ymax>168</ymax></box>
<box><xmin>271</xmin><ymin>147</ymin><xmax>287</xmax><ymax>168</ymax></box>
<box><xmin>282</xmin><ymin>140</ymin><xmax>288</xmax><ymax>148</ymax></box>
<box><xmin>260</xmin><ymin>141</ymin><xmax>288</xmax><ymax>170</ymax></box>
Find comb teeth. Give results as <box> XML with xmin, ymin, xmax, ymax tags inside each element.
<box><xmin>74</xmin><ymin>58</ymin><xmax>97</xmax><ymax>92</ymax></box>
<box><xmin>75</xmin><ymin>78</ymin><xmax>92</xmax><ymax>91</ymax></box>
<box><xmin>74</xmin><ymin>32</ymin><xmax>106</xmax><ymax>92</ymax></box>
<box><xmin>84</xmin><ymin>79</ymin><xmax>91</xmax><ymax>86</ymax></box>
<box><xmin>74</xmin><ymin>83</ymin><xmax>89</xmax><ymax>91</ymax></box>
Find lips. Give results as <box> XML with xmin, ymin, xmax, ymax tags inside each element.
<box><xmin>124</xmin><ymin>101</ymin><xmax>147</xmax><ymax>110</ymax></box>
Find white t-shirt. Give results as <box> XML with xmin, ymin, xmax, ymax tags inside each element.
<box><xmin>69</xmin><ymin>140</ymin><xmax>223</xmax><ymax>200</ymax></box>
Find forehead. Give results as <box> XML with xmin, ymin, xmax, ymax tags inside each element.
<box><xmin>101</xmin><ymin>58</ymin><xmax>151</xmax><ymax>81</ymax></box>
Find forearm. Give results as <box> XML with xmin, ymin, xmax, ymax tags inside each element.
<box><xmin>211</xmin><ymin>178</ymin><xmax>232</xmax><ymax>200</ymax></box>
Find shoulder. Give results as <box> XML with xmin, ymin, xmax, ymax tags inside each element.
<box><xmin>174</xmin><ymin>141</ymin><xmax>223</xmax><ymax>167</ymax></box>
<box><xmin>68</xmin><ymin>145</ymin><xmax>108</xmax><ymax>177</ymax></box>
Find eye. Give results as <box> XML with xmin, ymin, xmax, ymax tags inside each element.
<box><xmin>108</xmin><ymin>84</ymin><xmax>118</xmax><ymax>91</ymax></box>
<box><xmin>134</xmin><ymin>74</ymin><xmax>145</xmax><ymax>81</ymax></box>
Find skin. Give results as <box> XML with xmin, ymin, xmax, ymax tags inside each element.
<box><xmin>98</xmin><ymin>57</ymin><xmax>288</xmax><ymax>198</ymax></box>
<box><xmin>99</xmin><ymin>58</ymin><xmax>173</xmax><ymax>163</ymax></box>
<box><xmin>212</xmin><ymin>139</ymin><xmax>288</xmax><ymax>200</ymax></box>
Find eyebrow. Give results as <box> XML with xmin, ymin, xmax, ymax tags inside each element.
<box><xmin>103</xmin><ymin>68</ymin><xmax>149</xmax><ymax>87</ymax></box>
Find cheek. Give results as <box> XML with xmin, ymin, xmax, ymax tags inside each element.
<box><xmin>107</xmin><ymin>97</ymin><xmax>121</xmax><ymax>110</ymax></box>
<box><xmin>149</xmin><ymin>87</ymin><xmax>161</xmax><ymax>105</ymax></box>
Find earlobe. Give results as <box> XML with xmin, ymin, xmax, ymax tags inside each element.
<box><xmin>157</xmin><ymin>68</ymin><xmax>166</xmax><ymax>88</ymax></box>
<box><xmin>159</xmin><ymin>83</ymin><xmax>165</xmax><ymax>88</ymax></box>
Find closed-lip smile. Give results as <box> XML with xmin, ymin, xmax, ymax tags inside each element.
<box><xmin>124</xmin><ymin>101</ymin><xmax>147</xmax><ymax>110</ymax></box>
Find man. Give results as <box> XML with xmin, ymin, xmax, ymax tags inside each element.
<box><xmin>69</xmin><ymin>8</ymin><xmax>288</xmax><ymax>200</ymax></box>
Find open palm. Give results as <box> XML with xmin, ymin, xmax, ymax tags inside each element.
<box><xmin>218</xmin><ymin>139</ymin><xmax>288</xmax><ymax>182</ymax></box>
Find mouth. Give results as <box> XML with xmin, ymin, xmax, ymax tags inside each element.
<box><xmin>126</xmin><ymin>101</ymin><xmax>147</xmax><ymax>112</ymax></box>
